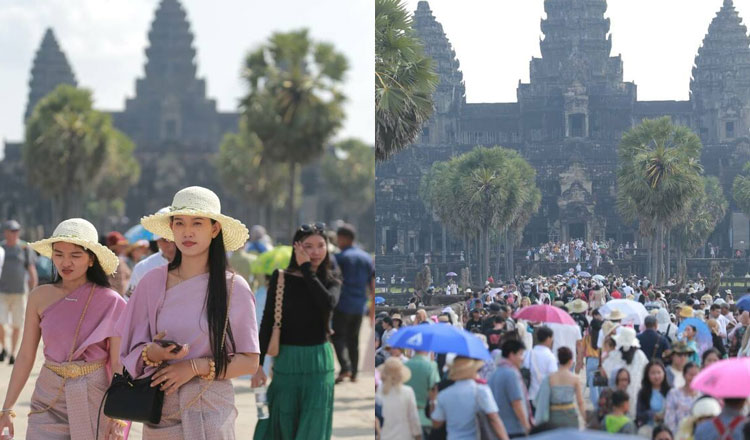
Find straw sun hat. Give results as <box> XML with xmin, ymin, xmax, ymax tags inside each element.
<box><xmin>140</xmin><ymin>186</ymin><xmax>249</xmax><ymax>252</ymax></box>
<box><xmin>29</xmin><ymin>218</ymin><xmax>119</xmax><ymax>275</ymax></box>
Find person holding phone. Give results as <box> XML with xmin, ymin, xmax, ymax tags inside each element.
<box><xmin>117</xmin><ymin>186</ymin><xmax>260</xmax><ymax>438</ymax></box>
<box><xmin>253</xmin><ymin>222</ymin><xmax>342</xmax><ymax>439</ymax></box>
<box><xmin>0</xmin><ymin>218</ymin><xmax>127</xmax><ymax>439</ymax></box>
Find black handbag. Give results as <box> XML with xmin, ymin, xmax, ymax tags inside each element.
<box><xmin>592</xmin><ymin>370</ymin><xmax>609</xmax><ymax>387</ymax></box>
<box><xmin>103</xmin><ymin>367</ymin><xmax>164</xmax><ymax>424</ymax></box>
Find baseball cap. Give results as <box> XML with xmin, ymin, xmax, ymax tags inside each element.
<box><xmin>3</xmin><ymin>220</ymin><xmax>21</xmax><ymax>231</ymax></box>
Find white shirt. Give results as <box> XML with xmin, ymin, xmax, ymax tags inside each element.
<box><xmin>376</xmin><ymin>384</ymin><xmax>422</xmax><ymax>440</ymax></box>
<box><xmin>715</xmin><ymin>313</ymin><xmax>729</xmax><ymax>338</ymax></box>
<box><xmin>125</xmin><ymin>251</ymin><xmax>168</xmax><ymax>298</ymax></box>
<box><xmin>0</xmin><ymin>246</ymin><xmax>4</xmax><ymax>280</ymax></box>
<box><xmin>547</xmin><ymin>322</ymin><xmax>582</xmax><ymax>363</ymax></box>
<box><xmin>523</xmin><ymin>344</ymin><xmax>558</xmax><ymax>400</ymax></box>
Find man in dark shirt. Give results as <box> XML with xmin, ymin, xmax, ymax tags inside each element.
<box><xmin>636</xmin><ymin>315</ymin><xmax>671</xmax><ymax>361</ymax></box>
<box><xmin>465</xmin><ymin>308</ymin><xmax>483</xmax><ymax>332</ymax></box>
<box><xmin>332</xmin><ymin>224</ymin><xmax>374</xmax><ymax>384</ymax></box>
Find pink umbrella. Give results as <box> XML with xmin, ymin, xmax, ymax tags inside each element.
<box><xmin>692</xmin><ymin>357</ymin><xmax>750</xmax><ymax>398</ymax></box>
<box><xmin>512</xmin><ymin>304</ymin><xmax>576</xmax><ymax>326</ymax></box>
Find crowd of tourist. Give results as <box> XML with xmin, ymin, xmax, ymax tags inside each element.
<box><xmin>374</xmin><ymin>273</ymin><xmax>750</xmax><ymax>439</ymax></box>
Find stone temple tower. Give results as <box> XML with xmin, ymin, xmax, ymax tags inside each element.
<box><xmin>114</xmin><ymin>0</ymin><xmax>220</xmax><ymax>150</ymax></box>
<box><xmin>412</xmin><ymin>1</ymin><xmax>465</xmax><ymax>145</ymax></box>
<box><xmin>691</xmin><ymin>0</ymin><xmax>750</xmax><ymax>144</ymax></box>
<box><xmin>24</xmin><ymin>28</ymin><xmax>77</xmax><ymax>121</ymax></box>
<box><xmin>518</xmin><ymin>0</ymin><xmax>636</xmax><ymax>142</ymax></box>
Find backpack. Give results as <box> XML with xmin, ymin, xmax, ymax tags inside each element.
<box><xmin>713</xmin><ymin>415</ymin><xmax>747</xmax><ymax>440</ymax></box>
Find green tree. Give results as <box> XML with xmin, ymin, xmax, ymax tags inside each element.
<box><xmin>617</xmin><ymin>117</ymin><xmax>703</xmax><ymax>285</ymax></box>
<box><xmin>242</xmin><ymin>29</ymin><xmax>348</xmax><ymax>237</ymax></box>
<box><xmin>733</xmin><ymin>162</ymin><xmax>750</xmax><ymax>214</ymax></box>
<box><xmin>375</xmin><ymin>0</ymin><xmax>438</xmax><ymax>161</ymax></box>
<box><xmin>24</xmin><ymin>84</ymin><xmax>138</xmax><ymax>222</ymax></box>
<box><xmin>216</xmin><ymin>120</ymin><xmax>290</xmax><ymax>226</ymax></box>
<box><xmin>320</xmin><ymin>138</ymin><xmax>375</xmax><ymax>219</ymax></box>
<box><xmin>673</xmin><ymin>176</ymin><xmax>727</xmax><ymax>283</ymax></box>
<box><xmin>421</xmin><ymin>146</ymin><xmax>540</xmax><ymax>283</ymax></box>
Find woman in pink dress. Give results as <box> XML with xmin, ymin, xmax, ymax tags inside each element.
<box><xmin>0</xmin><ymin>218</ymin><xmax>128</xmax><ymax>439</ymax></box>
<box><xmin>117</xmin><ymin>186</ymin><xmax>260</xmax><ymax>439</ymax></box>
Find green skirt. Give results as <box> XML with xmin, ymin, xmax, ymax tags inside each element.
<box><xmin>253</xmin><ymin>343</ymin><xmax>335</xmax><ymax>440</ymax></box>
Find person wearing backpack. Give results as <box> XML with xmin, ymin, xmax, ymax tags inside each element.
<box><xmin>693</xmin><ymin>397</ymin><xmax>747</xmax><ymax>440</ymax></box>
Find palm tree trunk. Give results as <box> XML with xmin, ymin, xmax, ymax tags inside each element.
<box><xmin>666</xmin><ymin>230</ymin><xmax>671</xmax><ymax>281</ymax></box>
<box><xmin>651</xmin><ymin>232</ymin><xmax>658</xmax><ymax>282</ymax></box>
<box><xmin>507</xmin><ymin>229</ymin><xmax>515</xmax><ymax>281</ymax></box>
<box><xmin>288</xmin><ymin>161</ymin><xmax>298</xmax><ymax>238</ymax></box>
<box><xmin>442</xmin><ymin>225</ymin><xmax>447</xmax><ymax>263</ymax></box>
<box><xmin>656</xmin><ymin>223</ymin><xmax>664</xmax><ymax>285</ymax></box>
<box><xmin>495</xmin><ymin>232</ymin><xmax>503</xmax><ymax>281</ymax></box>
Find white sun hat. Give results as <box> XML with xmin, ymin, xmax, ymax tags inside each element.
<box><xmin>613</xmin><ymin>326</ymin><xmax>640</xmax><ymax>350</ymax></box>
<box><xmin>29</xmin><ymin>218</ymin><xmax>119</xmax><ymax>275</ymax></box>
<box><xmin>140</xmin><ymin>186</ymin><xmax>249</xmax><ymax>251</ymax></box>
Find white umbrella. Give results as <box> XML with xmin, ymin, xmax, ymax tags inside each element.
<box><xmin>592</xmin><ymin>274</ymin><xmax>606</xmax><ymax>282</ymax></box>
<box><xmin>600</xmin><ymin>299</ymin><xmax>649</xmax><ymax>326</ymax></box>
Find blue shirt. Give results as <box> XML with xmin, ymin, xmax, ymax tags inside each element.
<box><xmin>432</xmin><ymin>380</ymin><xmax>499</xmax><ymax>440</ymax></box>
<box><xmin>488</xmin><ymin>365</ymin><xmax>526</xmax><ymax>435</ymax></box>
<box><xmin>694</xmin><ymin>408</ymin><xmax>744</xmax><ymax>440</ymax></box>
<box><xmin>334</xmin><ymin>246</ymin><xmax>374</xmax><ymax>314</ymax></box>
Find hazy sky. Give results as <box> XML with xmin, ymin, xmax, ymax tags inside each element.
<box><xmin>0</xmin><ymin>0</ymin><xmax>374</xmax><ymax>146</ymax></box>
<box><xmin>406</xmin><ymin>0</ymin><xmax>750</xmax><ymax>104</ymax></box>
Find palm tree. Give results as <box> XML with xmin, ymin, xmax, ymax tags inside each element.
<box><xmin>733</xmin><ymin>162</ymin><xmax>750</xmax><ymax>214</ymax></box>
<box><xmin>617</xmin><ymin>117</ymin><xmax>703</xmax><ymax>284</ymax></box>
<box><xmin>375</xmin><ymin>0</ymin><xmax>437</xmax><ymax>161</ymax></box>
<box><xmin>24</xmin><ymin>84</ymin><xmax>137</xmax><ymax>222</ymax></box>
<box><xmin>673</xmin><ymin>176</ymin><xmax>727</xmax><ymax>284</ymax></box>
<box><xmin>242</xmin><ymin>29</ymin><xmax>348</xmax><ymax>236</ymax></box>
<box><xmin>421</xmin><ymin>146</ymin><xmax>540</xmax><ymax>283</ymax></box>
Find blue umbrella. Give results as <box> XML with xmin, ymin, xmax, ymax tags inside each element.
<box><xmin>529</xmin><ymin>428</ymin><xmax>642</xmax><ymax>439</ymax></box>
<box><xmin>737</xmin><ymin>295</ymin><xmax>750</xmax><ymax>312</ymax></box>
<box><xmin>375</xmin><ymin>296</ymin><xmax>385</xmax><ymax>305</ymax></box>
<box><xmin>124</xmin><ymin>224</ymin><xmax>155</xmax><ymax>243</ymax></box>
<box><xmin>387</xmin><ymin>323</ymin><xmax>491</xmax><ymax>361</ymax></box>
<box><xmin>678</xmin><ymin>317</ymin><xmax>712</xmax><ymax>345</ymax></box>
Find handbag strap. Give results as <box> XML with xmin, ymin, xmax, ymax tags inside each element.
<box><xmin>30</xmin><ymin>283</ymin><xmax>97</xmax><ymax>415</ymax></box>
<box><xmin>274</xmin><ymin>270</ymin><xmax>285</xmax><ymax>329</ymax></box>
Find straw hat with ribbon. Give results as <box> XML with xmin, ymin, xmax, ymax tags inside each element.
<box><xmin>29</xmin><ymin>218</ymin><xmax>119</xmax><ymax>276</ymax></box>
<box><xmin>377</xmin><ymin>357</ymin><xmax>411</xmax><ymax>394</ymax></box>
<box><xmin>140</xmin><ymin>186</ymin><xmax>249</xmax><ymax>252</ymax></box>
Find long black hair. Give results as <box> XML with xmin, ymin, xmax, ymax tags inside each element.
<box><xmin>637</xmin><ymin>360</ymin><xmax>671</xmax><ymax>415</ymax></box>
<box><xmin>50</xmin><ymin>244</ymin><xmax>111</xmax><ymax>288</ymax></box>
<box><xmin>168</xmin><ymin>221</ymin><xmax>235</xmax><ymax>378</ymax></box>
<box><xmin>286</xmin><ymin>229</ymin><xmax>341</xmax><ymax>285</ymax></box>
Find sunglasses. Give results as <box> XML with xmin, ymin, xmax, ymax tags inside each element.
<box><xmin>298</xmin><ymin>222</ymin><xmax>327</xmax><ymax>233</ymax></box>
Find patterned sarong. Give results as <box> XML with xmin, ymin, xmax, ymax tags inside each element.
<box><xmin>143</xmin><ymin>377</ymin><xmax>236</xmax><ymax>439</ymax></box>
<box><xmin>27</xmin><ymin>360</ymin><xmax>110</xmax><ymax>439</ymax></box>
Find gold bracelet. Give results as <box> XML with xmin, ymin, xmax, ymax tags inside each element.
<box><xmin>199</xmin><ymin>358</ymin><xmax>216</xmax><ymax>381</ymax></box>
<box><xmin>112</xmin><ymin>418</ymin><xmax>127</xmax><ymax>427</ymax></box>
<box><xmin>0</xmin><ymin>408</ymin><xmax>16</xmax><ymax>418</ymax></box>
<box><xmin>141</xmin><ymin>344</ymin><xmax>161</xmax><ymax>368</ymax></box>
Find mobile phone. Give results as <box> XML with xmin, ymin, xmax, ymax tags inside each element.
<box><xmin>153</xmin><ymin>339</ymin><xmax>183</xmax><ymax>354</ymax></box>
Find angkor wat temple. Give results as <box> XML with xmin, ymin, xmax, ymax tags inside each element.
<box><xmin>376</xmin><ymin>0</ymin><xmax>750</xmax><ymax>278</ymax></box>
<box><xmin>1</xmin><ymin>0</ymin><xmax>370</xmax><ymax>243</ymax></box>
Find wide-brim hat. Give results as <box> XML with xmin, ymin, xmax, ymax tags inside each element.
<box><xmin>666</xmin><ymin>340</ymin><xmax>695</xmax><ymax>356</ymax></box>
<box><xmin>566</xmin><ymin>298</ymin><xmax>588</xmax><ymax>314</ymax></box>
<box><xmin>377</xmin><ymin>357</ymin><xmax>411</xmax><ymax>384</ymax></box>
<box><xmin>448</xmin><ymin>357</ymin><xmax>485</xmax><ymax>381</ymax></box>
<box><xmin>607</xmin><ymin>309</ymin><xmax>625</xmax><ymax>321</ymax></box>
<box><xmin>140</xmin><ymin>186</ymin><xmax>249</xmax><ymax>251</ymax></box>
<box><xmin>391</xmin><ymin>313</ymin><xmax>403</xmax><ymax>323</ymax></box>
<box><xmin>680</xmin><ymin>306</ymin><xmax>694</xmax><ymax>318</ymax></box>
<box><xmin>613</xmin><ymin>327</ymin><xmax>640</xmax><ymax>350</ymax></box>
<box><xmin>29</xmin><ymin>218</ymin><xmax>119</xmax><ymax>275</ymax></box>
